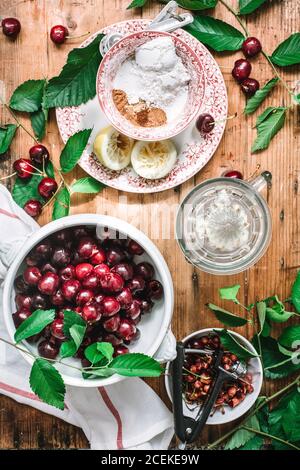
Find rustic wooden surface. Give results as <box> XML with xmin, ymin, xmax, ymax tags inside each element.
<box><xmin>0</xmin><ymin>0</ymin><xmax>299</xmax><ymax>449</ymax></box>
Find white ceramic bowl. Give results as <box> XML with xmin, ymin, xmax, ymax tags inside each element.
<box><xmin>3</xmin><ymin>214</ymin><xmax>174</xmax><ymax>387</ymax></box>
<box><xmin>96</xmin><ymin>30</ymin><xmax>205</xmax><ymax>141</ymax></box>
<box><xmin>165</xmin><ymin>328</ymin><xmax>263</xmax><ymax>425</ymax></box>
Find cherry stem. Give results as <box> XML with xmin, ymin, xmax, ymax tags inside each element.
<box><xmin>213</xmin><ymin>112</ymin><xmax>238</xmax><ymax>126</ymax></box>
<box><xmin>0</xmin><ymin>98</ymin><xmax>39</xmax><ymax>143</ymax></box>
<box><xmin>219</xmin><ymin>0</ymin><xmax>249</xmax><ymax>37</ymax></box>
<box><xmin>42</xmin><ymin>180</ymin><xmax>64</xmax><ymax>211</ymax></box>
<box><xmin>66</xmin><ymin>31</ymin><xmax>90</xmax><ymax>40</ymax></box>
<box><xmin>0</xmin><ymin>171</ymin><xmax>17</xmax><ymax>181</ymax></box>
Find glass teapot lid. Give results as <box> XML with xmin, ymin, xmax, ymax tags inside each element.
<box><xmin>176</xmin><ymin>175</ymin><xmax>272</xmax><ymax>275</ymax></box>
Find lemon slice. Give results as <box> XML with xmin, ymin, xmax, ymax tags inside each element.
<box><xmin>93</xmin><ymin>126</ymin><xmax>134</xmax><ymax>171</ymax></box>
<box><xmin>131</xmin><ymin>140</ymin><xmax>177</xmax><ymax>180</ymax></box>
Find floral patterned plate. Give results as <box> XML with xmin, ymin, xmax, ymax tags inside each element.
<box><xmin>56</xmin><ymin>19</ymin><xmax>228</xmax><ymax>194</ymax></box>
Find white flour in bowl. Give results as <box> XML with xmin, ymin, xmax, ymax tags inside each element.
<box><xmin>113</xmin><ymin>36</ymin><xmax>191</xmax><ymax>122</ymax></box>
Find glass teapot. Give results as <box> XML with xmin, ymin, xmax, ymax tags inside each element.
<box><xmin>176</xmin><ymin>172</ymin><xmax>272</xmax><ymax>275</ymax></box>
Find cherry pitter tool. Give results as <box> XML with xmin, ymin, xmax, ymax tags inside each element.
<box><xmin>171</xmin><ymin>342</ymin><xmax>247</xmax><ymax>449</ymax></box>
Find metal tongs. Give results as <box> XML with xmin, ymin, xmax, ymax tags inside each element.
<box><xmin>99</xmin><ymin>1</ymin><xmax>193</xmax><ymax>56</ymax></box>
<box><xmin>171</xmin><ymin>342</ymin><xmax>247</xmax><ymax>449</ymax></box>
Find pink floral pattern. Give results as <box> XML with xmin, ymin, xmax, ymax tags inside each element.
<box><xmin>56</xmin><ymin>20</ymin><xmax>228</xmax><ymax>193</ymax></box>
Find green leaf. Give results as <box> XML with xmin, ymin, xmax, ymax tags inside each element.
<box><xmin>177</xmin><ymin>0</ymin><xmax>218</xmax><ymax>10</ymax></box>
<box><xmin>279</xmin><ymin>325</ymin><xmax>300</xmax><ymax>349</ymax></box>
<box><xmin>44</xmin><ymin>34</ymin><xmax>104</xmax><ymax>108</ymax></box>
<box><xmin>0</xmin><ymin>124</ymin><xmax>17</xmax><ymax>154</ymax></box>
<box><xmin>269</xmin><ymin>387</ymin><xmax>300</xmax><ymax>442</ymax></box>
<box><xmin>295</xmin><ymin>94</ymin><xmax>300</xmax><ymax>104</ymax></box>
<box><xmin>291</xmin><ymin>271</ymin><xmax>300</xmax><ymax>313</ymax></box>
<box><xmin>251</xmin><ymin>107</ymin><xmax>287</xmax><ymax>153</ymax></box>
<box><xmin>109</xmin><ymin>353</ymin><xmax>163</xmax><ymax>377</ymax></box>
<box><xmin>60</xmin><ymin>128</ymin><xmax>92</xmax><ymax>174</ymax></box>
<box><xmin>96</xmin><ymin>342</ymin><xmax>114</xmax><ymax>361</ymax></box>
<box><xmin>184</xmin><ymin>15</ymin><xmax>245</xmax><ymax>52</ymax></box>
<box><xmin>12</xmin><ymin>173</ymin><xmax>44</xmax><ymax>207</ymax></box>
<box><xmin>84</xmin><ymin>342</ymin><xmax>114</xmax><ymax>365</ymax></box>
<box><xmin>30</xmin><ymin>108</ymin><xmax>47</xmax><ymax>141</ymax></box>
<box><xmin>29</xmin><ymin>358</ymin><xmax>65</xmax><ymax>410</ymax></box>
<box><xmin>256</xmin><ymin>301</ymin><xmax>266</xmax><ymax>335</ymax></box>
<box><xmin>255</xmin><ymin>336</ymin><xmax>300</xmax><ymax>379</ymax></box>
<box><xmin>264</xmin><ymin>295</ymin><xmax>294</xmax><ymax>323</ymax></box>
<box><xmin>10</xmin><ymin>79</ymin><xmax>46</xmax><ymax>112</ymax></box>
<box><xmin>270</xmin><ymin>33</ymin><xmax>300</xmax><ymax>67</ymax></box>
<box><xmin>225</xmin><ymin>415</ymin><xmax>260</xmax><ymax>449</ymax></box>
<box><xmin>14</xmin><ymin>309</ymin><xmax>55</xmax><ymax>343</ymax></box>
<box><xmin>60</xmin><ymin>324</ymin><xmax>86</xmax><ymax>358</ymax></box>
<box><xmin>261</xmin><ymin>319</ymin><xmax>271</xmax><ymax>337</ymax></box>
<box><xmin>70</xmin><ymin>177</ymin><xmax>104</xmax><ymax>194</ymax></box>
<box><xmin>207</xmin><ymin>303</ymin><xmax>248</xmax><ymax>327</ymax></box>
<box><xmin>52</xmin><ymin>187</ymin><xmax>70</xmax><ymax>220</ymax></box>
<box><xmin>217</xmin><ymin>329</ymin><xmax>258</xmax><ymax>361</ymax></box>
<box><xmin>239</xmin><ymin>0</ymin><xmax>267</xmax><ymax>15</ymax></box>
<box><xmin>219</xmin><ymin>284</ymin><xmax>240</xmax><ymax>302</ymax></box>
<box><xmin>127</xmin><ymin>0</ymin><xmax>148</xmax><ymax>8</ymax></box>
<box><xmin>239</xmin><ymin>435</ymin><xmax>264</xmax><ymax>450</ymax></box>
<box><xmin>62</xmin><ymin>310</ymin><xmax>86</xmax><ymax>337</ymax></box>
<box><xmin>83</xmin><ymin>367</ymin><xmax>114</xmax><ymax>379</ymax></box>
<box><xmin>45</xmin><ymin>160</ymin><xmax>55</xmax><ymax>179</ymax></box>
<box><xmin>244</xmin><ymin>78</ymin><xmax>279</xmax><ymax>115</ymax></box>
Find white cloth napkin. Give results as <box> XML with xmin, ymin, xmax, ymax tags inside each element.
<box><xmin>0</xmin><ymin>184</ymin><xmax>175</xmax><ymax>450</ymax></box>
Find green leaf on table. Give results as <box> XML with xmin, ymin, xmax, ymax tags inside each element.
<box><xmin>177</xmin><ymin>0</ymin><xmax>218</xmax><ymax>10</ymax></box>
<box><xmin>44</xmin><ymin>34</ymin><xmax>104</xmax><ymax>108</ymax></box>
<box><xmin>255</xmin><ymin>335</ymin><xmax>300</xmax><ymax>379</ymax></box>
<box><xmin>251</xmin><ymin>106</ymin><xmax>287</xmax><ymax>153</ymax></box>
<box><xmin>84</xmin><ymin>342</ymin><xmax>114</xmax><ymax>364</ymax></box>
<box><xmin>264</xmin><ymin>295</ymin><xmax>294</xmax><ymax>323</ymax></box>
<box><xmin>279</xmin><ymin>325</ymin><xmax>300</xmax><ymax>349</ymax></box>
<box><xmin>270</xmin><ymin>33</ymin><xmax>300</xmax><ymax>67</ymax></box>
<box><xmin>62</xmin><ymin>310</ymin><xmax>86</xmax><ymax>337</ymax></box>
<box><xmin>239</xmin><ymin>435</ymin><xmax>264</xmax><ymax>450</ymax></box>
<box><xmin>109</xmin><ymin>353</ymin><xmax>163</xmax><ymax>377</ymax></box>
<box><xmin>45</xmin><ymin>160</ymin><xmax>55</xmax><ymax>179</ymax></box>
<box><xmin>14</xmin><ymin>309</ymin><xmax>55</xmax><ymax>343</ymax></box>
<box><xmin>239</xmin><ymin>0</ymin><xmax>267</xmax><ymax>15</ymax></box>
<box><xmin>29</xmin><ymin>358</ymin><xmax>65</xmax><ymax>410</ymax></box>
<box><xmin>207</xmin><ymin>304</ymin><xmax>248</xmax><ymax>327</ymax></box>
<box><xmin>216</xmin><ymin>329</ymin><xmax>258</xmax><ymax>361</ymax></box>
<box><xmin>256</xmin><ymin>301</ymin><xmax>266</xmax><ymax>335</ymax></box>
<box><xmin>291</xmin><ymin>271</ymin><xmax>300</xmax><ymax>313</ymax></box>
<box><xmin>60</xmin><ymin>324</ymin><xmax>86</xmax><ymax>358</ymax></box>
<box><xmin>60</xmin><ymin>128</ymin><xmax>92</xmax><ymax>173</ymax></box>
<box><xmin>127</xmin><ymin>0</ymin><xmax>149</xmax><ymax>8</ymax></box>
<box><xmin>10</xmin><ymin>79</ymin><xmax>46</xmax><ymax>112</ymax></box>
<box><xmin>30</xmin><ymin>108</ymin><xmax>48</xmax><ymax>141</ymax></box>
<box><xmin>269</xmin><ymin>386</ymin><xmax>300</xmax><ymax>442</ymax></box>
<box><xmin>52</xmin><ymin>186</ymin><xmax>70</xmax><ymax>220</ymax></box>
<box><xmin>184</xmin><ymin>15</ymin><xmax>245</xmax><ymax>52</ymax></box>
<box><xmin>12</xmin><ymin>173</ymin><xmax>44</xmax><ymax>208</ymax></box>
<box><xmin>219</xmin><ymin>284</ymin><xmax>240</xmax><ymax>302</ymax></box>
<box><xmin>225</xmin><ymin>415</ymin><xmax>260</xmax><ymax>449</ymax></box>
<box><xmin>0</xmin><ymin>124</ymin><xmax>17</xmax><ymax>154</ymax></box>
<box><xmin>244</xmin><ymin>78</ymin><xmax>279</xmax><ymax>115</ymax></box>
<box><xmin>70</xmin><ymin>177</ymin><xmax>104</xmax><ymax>194</ymax></box>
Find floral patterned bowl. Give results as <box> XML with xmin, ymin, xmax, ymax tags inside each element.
<box><xmin>96</xmin><ymin>30</ymin><xmax>205</xmax><ymax>141</ymax></box>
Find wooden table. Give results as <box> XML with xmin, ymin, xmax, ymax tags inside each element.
<box><xmin>0</xmin><ymin>0</ymin><xmax>299</xmax><ymax>449</ymax></box>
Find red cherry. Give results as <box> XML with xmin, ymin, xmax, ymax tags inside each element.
<box><xmin>76</xmin><ymin>289</ymin><xmax>94</xmax><ymax>306</ymax></box>
<box><xmin>116</xmin><ymin>287</ymin><xmax>132</xmax><ymax>307</ymax></box>
<box><xmin>61</xmin><ymin>279</ymin><xmax>81</xmax><ymax>301</ymax></box>
<box><xmin>38</xmin><ymin>272</ymin><xmax>59</xmax><ymax>295</ymax></box>
<box><xmin>106</xmin><ymin>247</ymin><xmax>126</xmax><ymax>266</ymax></box>
<box><xmin>29</xmin><ymin>144</ymin><xmax>50</xmax><ymax>165</ymax></box>
<box><xmin>128</xmin><ymin>240</ymin><xmax>144</xmax><ymax>256</ymax></box>
<box><xmin>114</xmin><ymin>345</ymin><xmax>129</xmax><ymax>357</ymax></box>
<box><xmin>100</xmin><ymin>272</ymin><xmax>124</xmax><ymax>292</ymax></box>
<box><xmin>242</xmin><ymin>37</ymin><xmax>262</xmax><ymax>58</ymax></box>
<box><xmin>125</xmin><ymin>300</ymin><xmax>141</xmax><ymax>320</ymax></box>
<box><xmin>24</xmin><ymin>200</ymin><xmax>42</xmax><ymax>218</ymax></box>
<box><xmin>41</xmin><ymin>262</ymin><xmax>57</xmax><ymax>275</ymax></box>
<box><xmin>102</xmin><ymin>297</ymin><xmax>121</xmax><ymax>317</ymax></box>
<box><xmin>223</xmin><ymin>170</ymin><xmax>243</xmax><ymax>179</ymax></box>
<box><xmin>2</xmin><ymin>18</ymin><xmax>21</xmax><ymax>38</ymax></box>
<box><xmin>75</xmin><ymin>263</ymin><xmax>93</xmax><ymax>280</ymax></box>
<box><xmin>127</xmin><ymin>276</ymin><xmax>145</xmax><ymax>294</ymax></box>
<box><xmin>94</xmin><ymin>263</ymin><xmax>110</xmax><ymax>277</ymax></box>
<box><xmin>82</xmin><ymin>301</ymin><xmax>102</xmax><ymax>323</ymax></box>
<box><xmin>117</xmin><ymin>318</ymin><xmax>136</xmax><ymax>341</ymax></box>
<box><xmin>13</xmin><ymin>308</ymin><xmax>31</xmax><ymax>328</ymax></box>
<box><xmin>14</xmin><ymin>275</ymin><xmax>30</xmax><ymax>293</ymax></box>
<box><xmin>38</xmin><ymin>340</ymin><xmax>59</xmax><ymax>360</ymax></box>
<box><xmin>147</xmin><ymin>279</ymin><xmax>163</xmax><ymax>300</ymax></box>
<box><xmin>135</xmin><ymin>262</ymin><xmax>155</xmax><ymax>280</ymax></box>
<box><xmin>59</xmin><ymin>264</ymin><xmax>75</xmax><ymax>282</ymax></box>
<box><xmin>32</xmin><ymin>293</ymin><xmax>48</xmax><ymax>310</ymax></box>
<box><xmin>232</xmin><ymin>59</ymin><xmax>251</xmax><ymax>83</ymax></box>
<box><xmin>90</xmin><ymin>248</ymin><xmax>106</xmax><ymax>265</ymax></box>
<box><xmin>196</xmin><ymin>114</ymin><xmax>215</xmax><ymax>134</ymax></box>
<box><xmin>51</xmin><ymin>319</ymin><xmax>66</xmax><ymax>340</ymax></box>
<box><xmin>50</xmin><ymin>25</ymin><xmax>68</xmax><ymax>44</ymax></box>
<box><xmin>50</xmin><ymin>289</ymin><xmax>65</xmax><ymax>307</ymax></box>
<box><xmin>111</xmin><ymin>262</ymin><xmax>134</xmax><ymax>281</ymax></box>
<box><xmin>94</xmin><ymin>293</ymin><xmax>105</xmax><ymax>304</ymax></box>
<box><xmin>13</xmin><ymin>158</ymin><xmax>33</xmax><ymax>179</ymax></box>
<box><xmin>241</xmin><ymin>78</ymin><xmax>260</xmax><ymax>97</ymax></box>
<box><xmin>23</xmin><ymin>266</ymin><xmax>42</xmax><ymax>286</ymax></box>
<box><xmin>103</xmin><ymin>314</ymin><xmax>121</xmax><ymax>333</ymax></box>
<box><xmin>51</xmin><ymin>246</ymin><xmax>71</xmax><ymax>267</ymax></box>
<box><xmin>82</xmin><ymin>273</ymin><xmax>99</xmax><ymax>289</ymax></box>
<box><xmin>103</xmin><ymin>334</ymin><xmax>122</xmax><ymax>347</ymax></box>
<box><xmin>38</xmin><ymin>177</ymin><xmax>58</xmax><ymax>199</ymax></box>
<box><xmin>35</xmin><ymin>240</ymin><xmax>52</xmax><ymax>260</ymax></box>
<box><xmin>77</xmin><ymin>237</ymin><xmax>97</xmax><ymax>259</ymax></box>
<box><xmin>15</xmin><ymin>294</ymin><xmax>32</xmax><ymax>310</ymax></box>
<box><xmin>139</xmin><ymin>298</ymin><xmax>154</xmax><ymax>313</ymax></box>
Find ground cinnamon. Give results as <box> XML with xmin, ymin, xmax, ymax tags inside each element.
<box><xmin>112</xmin><ymin>89</ymin><xmax>167</xmax><ymax>128</ymax></box>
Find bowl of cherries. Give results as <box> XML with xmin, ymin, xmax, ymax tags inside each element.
<box><xmin>165</xmin><ymin>329</ymin><xmax>263</xmax><ymax>425</ymax></box>
<box><xmin>3</xmin><ymin>214</ymin><xmax>174</xmax><ymax>387</ymax></box>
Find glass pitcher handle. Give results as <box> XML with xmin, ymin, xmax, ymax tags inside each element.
<box><xmin>249</xmin><ymin>171</ymin><xmax>272</xmax><ymax>193</ymax></box>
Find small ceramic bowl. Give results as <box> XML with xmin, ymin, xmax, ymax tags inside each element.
<box><xmin>3</xmin><ymin>214</ymin><xmax>174</xmax><ymax>387</ymax></box>
<box><xmin>96</xmin><ymin>30</ymin><xmax>205</xmax><ymax>141</ymax></box>
<box><xmin>165</xmin><ymin>328</ymin><xmax>263</xmax><ymax>425</ymax></box>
